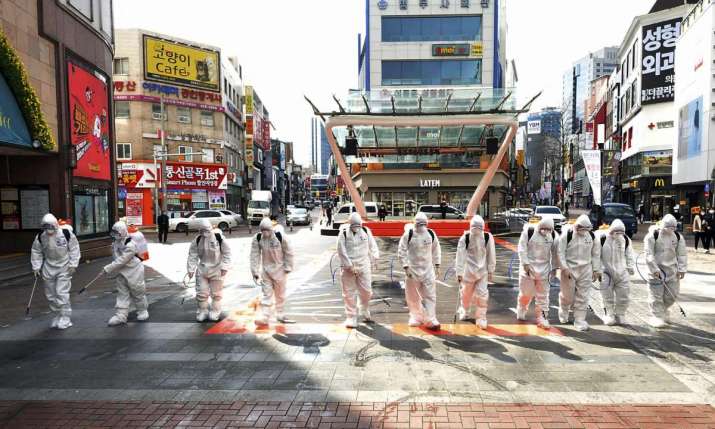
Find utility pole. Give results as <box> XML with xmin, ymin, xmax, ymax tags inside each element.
<box><xmin>160</xmin><ymin>95</ymin><xmax>167</xmax><ymax>213</ymax></box>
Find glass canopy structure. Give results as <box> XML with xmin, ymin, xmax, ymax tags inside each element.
<box><xmin>306</xmin><ymin>88</ymin><xmax>538</xmax><ymax>222</ymax></box>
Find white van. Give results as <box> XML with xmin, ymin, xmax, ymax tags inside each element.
<box><xmin>331</xmin><ymin>202</ymin><xmax>379</xmax><ymax>228</ymax></box>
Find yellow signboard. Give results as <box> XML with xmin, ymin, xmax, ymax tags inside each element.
<box><xmin>245</xmin><ymin>137</ymin><xmax>254</xmax><ymax>166</ymax></box>
<box><xmin>143</xmin><ymin>35</ymin><xmax>220</xmax><ymax>92</ymax></box>
<box><xmin>471</xmin><ymin>42</ymin><xmax>483</xmax><ymax>58</ymax></box>
<box><xmin>245</xmin><ymin>86</ymin><xmax>254</xmax><ymax>115</ymax></box>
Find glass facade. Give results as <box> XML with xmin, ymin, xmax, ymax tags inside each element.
<box><xmin>382</xmin><ymin>16</ymin><xmax>482</xmax><ymax>42</ymax></box>
<box><xmin>382</xmin><ymin>60</ymin><xmax>482</xmax><ymax>86</ymax></box>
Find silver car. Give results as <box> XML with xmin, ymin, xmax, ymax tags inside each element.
<box><xmin>169</xmin><ymin>210</ymin><xmax>239</xmax><ymax>233</ymax></box>
<box><xmin>417</xmin><ymin>204</ymin><xmax>465</xmax><ymax>220</ymax></box>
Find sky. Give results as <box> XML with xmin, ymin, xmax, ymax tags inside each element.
<box><xmin>114</xmin><ymin>0</ymin><xmax>655</xmax><ymax>166</ymax></box>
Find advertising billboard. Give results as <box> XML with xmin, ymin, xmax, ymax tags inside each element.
<box><xmin>67</xmin><ymin>61</ymin><xmax>111</xmax><ymax>181</ymax></box>
<box><xmin>673</xmin><ymin>2</ymin><xmax>713</xmax><ymax>184</ymax></box>
<box><xmin>143</xmin><ymin>35</ymin><xmax>221</xmax><ymax>92</ymax></box>
<box><xmin>527</xmin><ymin>120</ymin><xmax>541</xmax><ymax>135</ymax></box>
<box><xmin>641</xmin><ymin>18</ymin><xmax>681</xmax><ymax>105</ymax></box>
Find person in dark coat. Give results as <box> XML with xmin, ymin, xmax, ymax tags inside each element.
<box><xmin>440</xmin><ymin>200</ymin><xmax>448</xmax><ymax>220</ymax></box>
<box><xmin>157</xmin><ymin>210</ymin><xmax>170</xmax><ymax>244</ymax></box>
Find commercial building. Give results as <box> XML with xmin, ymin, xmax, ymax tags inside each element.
<box><xmin>525</xmin><ymin>108</ymin><xmax>562</xmax><ymax>201</ymax></box>
<box><xmin>309</xmin><ymin>119</ymin><xmax>331</xmax><ymax>175</ymax></box>
<box><xmin>113</xmin><ymin>29</ymin><xmax>230</xmax><ymax>225</ymax></box>
<box><xmin>673</xmin><ymin>0</ymin><xmax>715</xmax><ymax>210</ymax></box>
<box><xmin>349</xmin><ymin>0</ymin><xmax>510</xmax><ymax>217</ymax></box>
<box><xmin>614</xmin><ymin>1</ymin><xmax>695</xmax><ymax>219</ymax></box>
<box><xmin>0</xmin><ymin>0</ymin><xmax>115</xmax><ymax>256</ymax></box>
<box><xmin>221</xmin><ymin>57</ymin><xmax>246</xmax><ymax>216</ymax></box>
<box><xmin>244</xmin><ymin>86</ymin><xmax>270</xmax><ymax>194</ymax></box>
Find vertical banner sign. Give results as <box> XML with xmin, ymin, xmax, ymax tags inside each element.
<box><xmin>581</xmin><ymin>150</ymin><xmax>602</xmax><ymax>206</ymax></box>
<box><xmin>126</xmin><ymin>193</ymin><xmax>143</xmax><ymax>225</ymax></box>
<box><xmin>68</xmin><ymin>61</ymin><xmax>111</xmax><ymax>180</ymax></box>
<box><xmin>641</xmin><ymin>18</ymin><xmax>681</xmax><ymax>105</ymax></box>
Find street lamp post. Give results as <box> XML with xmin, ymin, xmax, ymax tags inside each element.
<box><xmin>160</xmin><ymin>95</ymin><xmax>167</xmax><ymax>213</ymax></box>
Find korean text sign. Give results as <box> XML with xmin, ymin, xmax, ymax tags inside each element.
<box><xmin>143</xmin><ymin>35</ymin><xmax>220</xmax><ymax>92</ymax></box>
<box><xmin>67</xmin><ymin>61</ymin><xmax>111</xmax><ymax>181</ymax></box>
<box><xmin>641</xmin><ymin>18</ymin><xmax>681</xmax><ymax>105</ymax></box>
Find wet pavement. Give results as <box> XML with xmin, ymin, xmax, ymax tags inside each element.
<box><xmin>0</xmin><ymin>222</ymin><xmax>714</xmax><ymax>427</ymax></box>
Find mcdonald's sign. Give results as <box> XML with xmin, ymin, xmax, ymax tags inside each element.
<box><xmin>654</xmin><ymin>178</ymin><xmax>666</xmax><ymax>188</ymax></box>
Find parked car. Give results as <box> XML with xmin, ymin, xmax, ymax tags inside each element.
<box><xmin>220</xmin><ymin>210</ymin><xmax>243</xmax><ymax>225</ymax></box>
<box><xmin>287</xmin><ymin>207</ymin><xmax>311</xmax><ymax>226</ymax></box>
<box><xmin>169</xmin><ymin>210</ymin><xmax>239</xmax><ymax>233</ymax></box>
<box><xmin>588</xmin><ymin>203</ymin><xmax>638</xmax><ymax>238</ymax></box>
<box><xmin>417</xmin><ymin>204</ymin><xmax>465</xmax><ymax>220</ymax></box>
<box><xmin>332</xmin><ymin>202</ymin><xmax>379</xmax><ymax>228</ymax></box>
<box><xmin>533</xmin><ymin>206</ymin><xmax>567</xmax><ymax>232</ymax></box>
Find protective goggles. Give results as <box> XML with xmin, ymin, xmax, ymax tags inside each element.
<box><xmin>41</xmin><ymin>223</ymin><xmax>57</xmax><ymax>231</ymax></box>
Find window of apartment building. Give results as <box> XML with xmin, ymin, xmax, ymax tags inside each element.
<box><xmin>113</xmin><ymin>58</ymin><xmax>129</xmax><ymax>75</ymax></box>
<box><xmin>382</xmin><ymin>16</ymin><xmax>482</xmax><ymax>42</ymax></box>
<box><xmin>114</xmin><ymin>101</ymin><xmax>130</xmax><ymax>119</ymax></box>
<box><xmin>630</xmin><ymin>81</ymin><xmax>638</xmax><ymax>110</ymax></box>
<box><xmin>68</xmin><ymin>0</ymin><xmax>92</xmax><ymax>19</ymax></box>
<box><xmin>202</xmin><ymin>148</ymin><xmax>215</xmax><ymax>163</ymax></box>
<box><xmin>152</xmin><ymin>103</ymin><xmax>167</xmax><ymax>121</ymax></box>
<box><xmin>631</xmin><ymin>41</ymin><xmax>637</xmax><ymax>70</ymax></box>
<box><xmin>179</xmin><ymin>146</ymin><xmax>192</xmax><ymax>161</ymax></box>
<box><xmin>116</xmin><ymin>143</ymin><xmax>132</xmax><ymax>161</ymax></box>
<box><xmin>99</xmin><ymin>0</ymin><xmax>112</xmax><ymax>37</ymax></box>
<box><xmin>176</xmin><ymin>107</ymin><xmax>191</xmax><ymax>124</ymax></box>
<box><xmin>200</xmin><ymin>111</ymin><xmax>214</xmax><ymax>127</ymax></box>
<box><xmin>382</xmin><ymin>59</ymin><xmax>482</xmax><ymax>86</ymax></box>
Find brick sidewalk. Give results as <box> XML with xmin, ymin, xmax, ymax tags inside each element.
<box><xmin>1</xmin><ymin>401</ymin><xmax>714</xmax><ymax>428</ymax></box>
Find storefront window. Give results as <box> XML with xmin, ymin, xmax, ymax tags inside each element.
<box><xmin>73</xmin><ymin>187</ymin><xmax>110</xmax><ymax>237</ymax></box>
<box><xmin>373</xmin><ymin>191</ymin><xmax>428</xmax><ymax>217</ymax></box>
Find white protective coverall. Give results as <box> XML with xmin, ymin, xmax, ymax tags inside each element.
<box><xmin>644</xmin><ymin>214</ymin><xmax>687</xmax><ymax>327</ymax></box>
<box><xmin>557</xmin><ymin>215</ymin><xmax>601</xmax><ymax>331</ymax></box>
<box><xmin>398</xmin><ymin>212</ymin><xmax>442</xmax><ymax>329</ymax></box>
<box><xmin>187</xmin><ymin>219</ymin><xmax>232</xmax><ymax>322</ymax></box>
<box><xmin>250</xmin><ymin>218</ymin><xmax>295</xmax><ymax>325</ymax></box>
<box><xmin>455</xmin><ymin>215</ymin><xmax>496</xmax><ymax>329</ymax></box>
<box><xmin>103</xmin><ymin>221</ymin><xmax>148</xmax><ymax>326</ymax></box>
<box><xmin>30</xmin><ymin>213</ymin><xmax>81</xmax><ymax>329</ymax></box>
<box><xmin>337</xmin><ymin>212</ymin><xmax>380</xmax><ymax>327</ymax></box>
<box><xmin>598</xmin><ymin>219</ymin><xmax>635</xmax><ymax>325</ymax></box>
<box><xmin>517</xmin><ymin>218</ymin><xmax>559</xmax><ymax>328</ymax></box>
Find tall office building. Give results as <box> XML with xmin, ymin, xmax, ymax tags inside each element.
<box><xmin>562</xmin><ymin>47</ymin><xmax>619</xmax><ymax>136</ymax></box>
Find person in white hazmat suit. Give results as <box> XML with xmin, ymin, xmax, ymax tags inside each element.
<box><xmin>103</xmin><ymin>221</ymin><xmax>148</xmax><ymax>326</ymax></box>
<box><xmin>557</xmin><ymin>215</ymin><xmax>601</xmax><ymax>331</ymax></box>
<box><xmin>250</xmin><ymin>217</ymin><xmax>295</xmax><ymax>326</ymax></box>
<box><xmin>517</xmin><ymin>217</ymin><xmax>559</xmax><ymax>328</ymax></box>
<box><xmin>598</xmin><ymin>219</ymin><xmax>635</xmax><ymax>326</ymax></box>
<box><xmin>455</xmin><ymin>215</ymin><xmax>496</xmax><ymax>329</ymax></box>
<box><xmin>398</xmin><ymin>212</ymin><xmax>442</xmax><ymax>330</ymax></box>
<box><xmin>644</xmin><ymin>214</ymin><xmax>687</xmax><ymax>328</ymax></box>
<box><xmin>337</xmin><ymin>212</ymin><xmax>380</xmax><ymax>328</ymax></box>
<box><xmin>187</xmin><ymin>219</ymin><xmax>232</xmax><ymax>322</ymax></box>
<box><xmin>30</xmin><ymin>213</ymin><xmax>81</xmax><ymax>329</ymax></box>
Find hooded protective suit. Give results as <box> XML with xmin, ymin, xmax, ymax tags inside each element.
<box><xmin>250</xmin><ymin>217</ymin><xmax>295</xmax><ymax>325</ymax></box>
<box><xmin>30</xmin><ymin>213</ymin><xmax>80</xmax><ymax>329</ymax></box>
<box><xmin>455</xmin><ymin>215</ymin><xmax>496</xmax><ymax>328</ymax></box>
<box><xmin>398</xmin><ymin>212</ymin><xmax>442</xmax><ymax>328</ymax></box>
<box><xmin>644</xmin><ymin>214</ymin><xmax>687</xmax><ymax>326</ymax></box>
<box><xmin>598</xmin><ymin>219</ymin><xmax>635</xmax><ymax>325</ymax></box>
<box><xmin>557</xmin><ymin>215</ymin><xmax>601</xmax><ymax>330</ymax></box>
<box><xmin>187</xmin><ymin>219</ymin><xmax>232</xmax><ymax>322</ymax></box>
<box><xmin>517</xmin><ymin>217</ymin><xmax>559</xmax><ymax>327</ymax></box>
<box><xmin>337</xmin><ymin>213</ymin><xmax>380</xmax><ymax>327</ymax></box>
<box><xmin>103</xmin><ymin>221</ymin><xmax>148</xmax><ymax>325</ymax></box>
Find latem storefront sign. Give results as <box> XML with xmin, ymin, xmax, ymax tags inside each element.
<box><xmin>419</xmin><ymin>179</ymin><xmax>441</xmax><ymax>188</ymax></box>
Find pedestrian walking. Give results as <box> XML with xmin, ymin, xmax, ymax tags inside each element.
<box><xmin>30</xmin><ymin>213</ymin><xmax>81</xmax><ymax>330</ymax></box>
<box><xmin>705</xmin><ymin>207</ymin><xmax>715</xmax><ymax>253</ymax></box>
<box><xmin>157</xmin><ymin>210</ymin><xmax>169</xmax><ymax>244</ymax></box>
<box><xmin>644</xmin><ymin>214</ymin><xmax>687</xmax><ymax>328</ymax></box>
<box><xmin>516</xmin><ymin>218</ymin><xmax>559</xmax><ymax>328</ymax></box>
<box><xmin>378</xmin><ymin>205</ymin><xmax>387</xmax><ymax>222</ymax></box>
<box><xmin>455</xmin><ymin>215</ymin><xmax>496</xmax><ymax>329</ymax></box>
<box><xmin>103</xmin><ymin>222</ymin><xmax>149</xmax><ymax>326</ymax></box>
<box><xmin>557</xmin><ymin>215</ymin><xmax>601</xmax><ymax>331</ymax></box>
<box><xmin>187</xmin><ymin>219</ymin><xmax>232</xmax><ymax>322</ymax></box>
<box><xmin>693</xmin><ymin>210</ymin><xmax>707</xmax><ymax>252</ymax></box>
<box><xmin>336</xmin><ymin>213</ymin><xmax>380</xmax><ymax>328</ymax></box>
<box><xmin>250</xmin><ymin>218</ymin><xmax>295</xmax><ymax>326</ymax></box>
<box><xmin>439</xmin><ymin>200</ymin><xmax>448</xmax><ymax>220</ymax></box>
<box><xmin>398</xmin><ymin>213</ymin><xmax>442</xmax><ymax>330</ymax></box>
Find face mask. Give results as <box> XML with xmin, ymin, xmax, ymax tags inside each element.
<box><xmin>539</xmin><ymin>228</ymin><xmax>551</xmax><ymax>236</ymax></box>
<box><xmin>415</xmin><ymin>224</ymin><xmax>427</xmax><ymax>233</ymax></box>
<box><xmin>664</xmin><ymin>226</ymin><xmax>676</xmax><ymax>233</ymax></box>
<box><xmin>201</xmin><ymin>230</ymin><xmax>212</xmax><ymax>238</ymax></box>
<box><xmin>110</xmin><ymin>231</ymin><xmax>122</xmax><ymax>241</ymax></box>
<box><xmin>350</xmin><ymin>225</ymin><xmax>361</xmax><ymax>233</ymax></box>
<box><xmin>261</xmin><ymin>230</ymin><xmax>272</xmax><ymax>240</ymax></box>
<box><xmin>576</xmin><ymin>226</ymin><xmax>589</xmax><ymax>236</ymax></box>
<box><xmin>42</xmin><ymin>224</ymin><xmax>57</xmax><ymax>235</ymax></box>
